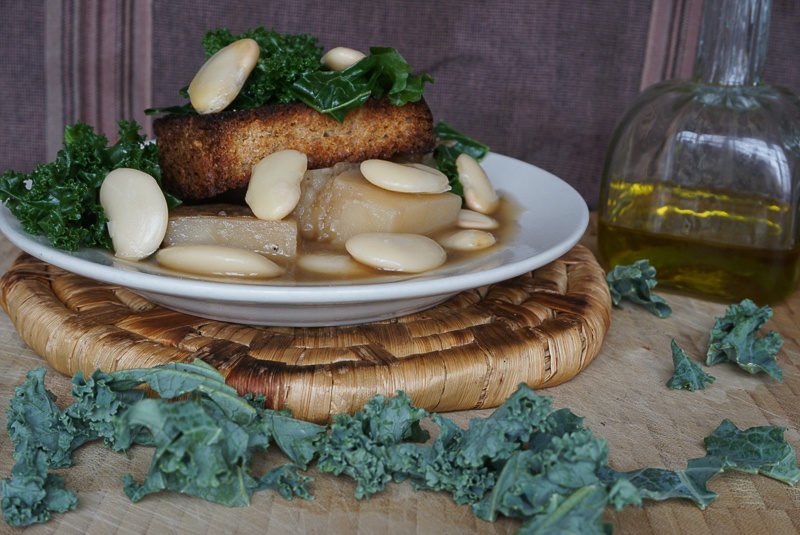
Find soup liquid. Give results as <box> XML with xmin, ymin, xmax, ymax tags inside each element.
<box><xmin>598</xmin><ymin>183</ymin><xmax>800</xmax><ymax>303</ymax></box>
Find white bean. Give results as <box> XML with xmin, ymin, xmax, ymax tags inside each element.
<box><xmin>156</xmin><ymin>244</ymin><xmax>284</xmax><ymax>279</ymax></box>
<box><xmin>346</xmin><ymin>233</ymin><xmax>446</xmax><ymax>273</ymax></box>
<box><xmin>296</xmin><ymin>253</ymin><xmax>366</xmax><ymax>276</ymax></box>
<box><xmin>99</xmin><ymin>168</ymin><xmax>168</xmax><ymax>260</ymax></box>
<box><xmin>457</xmin><ymin>209</ymin><xmax>499</xmax><ymax>230</ymax></box>
<box><xmin>188</xmin><ymin>38</ymin><xmax>260</xmax><ymax>114</ymax></box>
<box><xmin>360</xmin><ymin>160</ymin><xmax>450</xmax><ymax>194</ymax></box>
<box><xmin>437</xmin><ymin>229</ymin><xmax>496</xmax><ymax>251</ymax></box>
<box><xmin>456</xmin><ymin>153</ymin><xmax>499</xmax><ymax>214</ymax></box>
<box><xmin>321</xmin><ymin>46</ymin><xmax>365</xmax><ymax>71</ymax></box>
<box><xmin>245</xmin><ymin>150</ymin><xmax>308</xmax><ymax>220</ymax></box>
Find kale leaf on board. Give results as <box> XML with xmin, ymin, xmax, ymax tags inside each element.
<box><xmin>705</xmin><ymin>419</ymin><xmax>800</xmax><ymax>486</ymax></box>
<box><xmin>602</xmin><ymin>419</ymin><xmax>800</xmax><ymax>509</ymax></box>
<box><xmin>0</xmin><ymin>449</ymin><xmax>77</xmax><ymax>528</ymax></box>
<box><xmin>666</xmin><ymin>339</ymin><xmax>715</xmax><ymax>391</ymax></box>
<box><xmin>605</xmin><ymin>260</ymin><xmax>672</xmax><ymax>317</ymax></box>
<box><xmin>1</xmin><ymin>367</ymin><xmax>147</xmax><ymax>527</ymax></box>
<box><xmin>705</xmin><ymin>299</ymin><xmax>784</xmax><ymax>381</ymax></box>
<box><xmin>432</xmin><ymin>121</ymin><xmax>490</xmax><ymax>196</ymax></box>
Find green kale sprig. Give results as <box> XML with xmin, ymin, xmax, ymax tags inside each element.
<box><xmin>209</xmin><ymin>27</ymin><xmax>323</xmax><ymax>110</ymax></box>
<box><xmin>0</xmin><ymin>120</ymin><xmax>179</xmax><ymax>251</ymax></box>
<box><xmin>145</xmin><ymin>28</ymin><xmax>322</xmax><ymax>117</ymax></box>
<box><xmin>315</xmin><ymin>391</ymin><xmax>429</xmax><ymax>499</ymax></box>
<box><xmin>606</xmin><ymin>259</ymin><xmax>672</xmax><ymax>317</ymax></box>
<box><xmin>146</xmin><ymin>28</ymin><xmax>433</xmax><ymax>122</ymax></box>
<box><xmin>706</xmin><ymin>299</ymin><xmax>784</xmax><ymax>381</ymax></box>
<box><xmin>666</xmin><ymin>339</ymin><xmax>715</xmax><ymax>391</ymax></box>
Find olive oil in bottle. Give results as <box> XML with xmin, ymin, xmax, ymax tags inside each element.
<box><xmin>597</xmin><ymin>0</ymin><xmax>800</xmax><ymax>303</ymax></box>
<box><xmin>598</xmin><ymin>183</ymin><xmax>800</xmax><ymax>303</ymax></box>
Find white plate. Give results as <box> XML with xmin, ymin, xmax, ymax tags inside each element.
<box><xmin>0</xmin><ymin>153</ymin><xmax>588</xmax><ymax>326</ymax></box>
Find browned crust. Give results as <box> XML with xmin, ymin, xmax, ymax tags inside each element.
<box><xmin>153</xmin><ymin>98</ymin><xmax>436</xmax><ymax>201</ymax></box>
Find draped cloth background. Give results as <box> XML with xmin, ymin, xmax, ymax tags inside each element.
<box><xmin>2</xmin><ymin>0</ymin><xmax>799</xmax><ymax>209</ymax></box>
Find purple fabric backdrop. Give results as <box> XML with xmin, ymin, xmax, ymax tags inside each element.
<box><xmin>2</xmin><ymin>0</ymin><xmax>800</xmax><ymax>210</ymax></box>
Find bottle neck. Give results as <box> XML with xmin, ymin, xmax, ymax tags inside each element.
<box><xmin>693</xmin><ymin>0</ymin><xmax>771</xmax><ymax>86</ymax></box>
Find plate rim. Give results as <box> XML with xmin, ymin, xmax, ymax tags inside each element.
<box><xmin>0</xmin><ymin>152</ymin><xmax>588</xmax><ymax>306</ymax></box>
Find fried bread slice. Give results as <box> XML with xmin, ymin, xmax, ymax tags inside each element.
<box><xmin>153</xmin><ymin>97</ymin><xmax>435</xmax><ymax>201</ymax></box>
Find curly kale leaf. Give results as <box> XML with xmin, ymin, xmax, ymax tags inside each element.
<box><xmin>207</xmin><ymin>27</ymin><xmax>323</xmax><ymax>109</ymax></box>
<box><xmin>253</xmin><ymin>464</ymin><xmax>314</xmax><ymax>501</ymax></box>
<box><xmin>112</xmin><ymin>361</ymin><xmax>322</xmax><ymax>505</ymax></box>
<box><xmin>117</xmin><ymin>398</ymin><xmax>267</xmax><ymax>507</ymax></box>
<box><xmin>666</xmin><ymin>339</ymin><xmax>715</xmax><ymax>391</ymax></box>
<box><xmin>0</xmin><ymin>120</ymin><xmax>177</xmax><ymax>251</ymax></box>
<box><xmin>606</xmin><ymin>259</ymin><xmax>672</xmax><ymax>317</ymax></box>
<box><xmin>108</xmin><ymin>359</ymin><xmax>257</xmax><ymax>427</ymax></box>
<box><xmin>472</xmin><ymin>413</ymin><xmax>610</xmax><ymax>523</ymax></box>
<box><xmin>261</xmin><ymin>408</ymin><xmax>326</xmax><ymax>470</ymax></box>
<box><xmin>388</xmin><ymin>414</ymin><xmax>496</xmax><ymax>505</ymax></box>
<box><xmin>314</xmin><ymin>391</ymin><xmax>429</xmax><ymax>499</ymax></box>
<box><xmin>433</xmin><ymin>121</ymin><xmax>490</xmax><ymax>196</ymax></box>
<box><xmin>65</xmin><ymin>369</ymin><xmax>149</xmax><ymax>448</ymax></box>
<box><xmin>0</xmin><ymin>449</ymin><xmax>77</xmax><ymax>528</ymax></box>
<box><xmin>705</xmin><ymin>299</ymin><xmax>784</xmax><ymax>380</ymax></box>
<box><xmin>5</xmin><ymin>368</ymin><xmax>77</xmax><ymax>469</ymax></box>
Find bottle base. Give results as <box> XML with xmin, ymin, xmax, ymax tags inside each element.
<box><xmin>598</xmin><ymin>221</ymin><xmax>800</xmax><ymax>304</ymax></box>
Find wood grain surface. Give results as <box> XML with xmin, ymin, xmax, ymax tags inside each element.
<box><xmin>0</xmin><ymin>215</ymin><xmax>797</xmax><ymax>535</ymax></box>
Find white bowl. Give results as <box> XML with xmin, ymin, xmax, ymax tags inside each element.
<box><xmin>0</xmin><ymin>153</ymin><xmax>588</xmax><ymax>326</ymax></box>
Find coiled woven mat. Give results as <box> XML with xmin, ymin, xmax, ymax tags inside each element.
<box><xmin>0</xmin><ymin>244</ymin><xmax>610</xmax><ymax>422</ymax></box>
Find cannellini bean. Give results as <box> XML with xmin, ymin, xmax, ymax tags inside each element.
<box><xmin>437</xmin><ymin>229</ymin><xmax>496</xmax><ymax>251</ymax></box>
<box><xmin>321</xmin><ymin>46</ymin><xmax>366</xmax><ymax>71</ymax></box>
<box><xmin>245</xmin><ymin>150</ymin><xmax>308</xmax><ymax>220</ymax></box>
<box><xmin>188</xmin><ymin>38</ymin><xmax>260</xmax><ymax>114</ymax></box>
<box><xmin>156</xmin><ymin>244</ymin><xmax>284</xmax><ymax>278</ymax></box>
<box><xmin>346</xmin><ymin>233</ymin><xmax>446</xmax><ymax>273</ymax></box>
<box><xmin>456</xmin><ymin>153</ymin><xmax>499</xmax><ymax>214</ymax></box>
<box><xmin>296</xmin><ymin>253</ymin><xmax>366</xmax><ymax>276</ymax></box>
<box><xmin>360</xmin><ymin>160</ymin><xmax>450</xmax><ymax>194</ymax></box>
<box><xmin>457</xmin><ymin>209</ymin><xmax>499</xmax><ymax>230</ymax></box>
<box><xmin>99</xmin><ymin>168</ymin><xmax>168</xmax><ymax>260</ymax></box>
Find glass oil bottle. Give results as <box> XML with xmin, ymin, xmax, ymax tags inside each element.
<box><xmin>597</xmin><ymin>0</ymin><xmax>800</xmax><ymax>303</ymax></box>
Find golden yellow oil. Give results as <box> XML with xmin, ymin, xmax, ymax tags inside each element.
<box><xmin>598</xmin><ymin>182</ymin><xmax>800</xmax><ymax>303</ymax></box>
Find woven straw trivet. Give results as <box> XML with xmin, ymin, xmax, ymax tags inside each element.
<box><xmin>0</xmin><ymin>244</ymin><xmax>610</xmax><ymax>422</ymax></box>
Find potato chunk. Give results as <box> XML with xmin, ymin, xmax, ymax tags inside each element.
<box><xmin>294</xmin><ymin>168</ymin><xmax>462</xmax><ymax>246</ymax></box>
<box><xmin>163</xmin><ymin>203</ymin><xmax>297</xmax><ymax>259</ymax></box>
